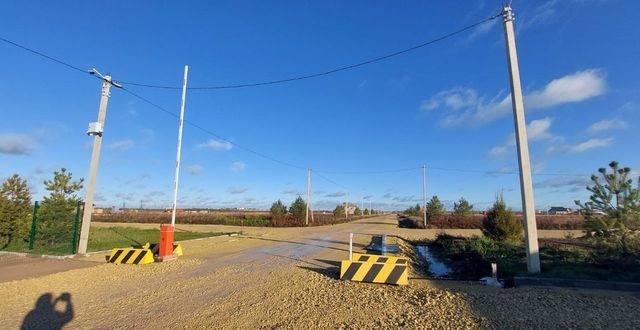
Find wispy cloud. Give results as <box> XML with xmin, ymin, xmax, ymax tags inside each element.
<box><xmin>423</xmin><ymin>70</ymin><xmax>606</xmax><ymax>127</ymax></box>
<box><xmin>488</xmin><ymin>117</ymin><xmax>558</xmax><ymax>159</ymax></box>
<box><xmin>547</xmin><ymin>137</ymin><xmax>614</xmax><ymax>154</ymax></box>
<box><xmin>518</xmin><ymin>0</ymin><xmax>559</xmax><ymax>32</ymax></box>
<box><xmin>281</xmin><ymin>188</ymin><xmax>302</xmax><ymax>195</ymax></box>
<box><xmin>230</xmin><ymin>161</ymin><xmax>246</xmax><ymax>173</ymax></box>
<box><xmin>535</xmin><ymin>176</ymin><xmax>591</xmax><ymax>193</ymax></box>
<box><xmin>196</xmin><ymin>139</ymin><xmax>233</xmax><ymax>151</ymax></box>
<box><xmin>587</xmin><ymin>118</ymin><xmax>628</xmax><ymax>133</ymax></box>
<box><xmin>325</xmin><ymin>191</ymin><xmax>347</xmax><ymax>198</ymax></box>
<box><xmin>187</xmin><ymin>164</ymin><xmax>204</xmax><ymax>175</ymax></box>
<box><xmin>107</xmin><ymin>139</ymin><xmax>134</xmax><ymax>151</ymax></box>
<box><xmin>227</xmin><ymin>186</ymin><xmax>248</xmax><ymax>194</ymax></box>
<box><xmin>0</xmin><ymin>133</ymin><xmax>37</xmax><ymax>155</ymax></box>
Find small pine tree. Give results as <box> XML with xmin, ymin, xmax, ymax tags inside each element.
<box><xmin>270</xmin><ymin>199</ymin><xmax>287</xmax><ymax>219</ymax></box>
<box><xmin>426</xmin><ymin>196</ymin><xmax>444</xmax><ymax>220</ymax></box>
<box><xmin>453</xmin><ymin>197</ymin><xmax>473</xmax><ymax>216</ymax></box>
<box><xmin>353</xmin><ymin>206</ymin><xmax>361</xmax><ymax>216</ymax></box>
<box><xmin>0</xmin><ymin>175</ymin><xmax>32</xmax><ymax>248</ymax></box>
<box><xmin>333</xmin><ymin>204</ymin><xmax>345</xmax><ymax>217</ymax></box>
<box><xmin>289</xmin><ymin>196</ymin><xmax>307</xmax><ymax>222</ymax></box>
<box><xmin>38</xmin><ymin>168</ymin><xmax>84</xmax><ymax>245</ymax></box>
<box><xmin>364</xmin><ymin>208</ymin><xmax>370</xmax><ymax>215</ymax></box>
<box><xmin>482</xmin><ymin>194</ymin><xmax>523</xmax><ymax>242</ymax></box>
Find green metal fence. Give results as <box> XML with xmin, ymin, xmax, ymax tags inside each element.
<box><xmin>19</xmin><ymin>201</ymin><xmax>82</xmax><ymax>255</ymax></box>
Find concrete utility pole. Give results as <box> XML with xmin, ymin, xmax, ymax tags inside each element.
<box><xmin>345</xmin><ymin>192</ymin><xmax>349</xmax><ymax>219</ymax></box>
<box><xmin>77</xmin><ymin>70</ymin><xmax>121</xmax><ymax>255</ymax></box>
<box><xmin>422</xmin><ymin>164</ymin><xmax>427</xmax><ymax>228</ymax></box>
<box><xmin>306</xmin><ymin>168</ymin><xmax>312</xmax><ymax>225</ymax></box>
<box><xmin>502</xmin><ymin>5</ymin><xmax>540</xmax><ymax>273</ymax></box>
<box><xmin>171</xmin><ymin>65</ymin><xmax>189</xmax><ymax>226</ymax></box>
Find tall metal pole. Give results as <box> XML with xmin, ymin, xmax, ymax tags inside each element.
<box><xmin>502</xmin><ymin>5</ymin><xmax>540</xmax><ymax>273</ymax></box>
<box><xmin>171</xmin><ymin>65</ymin><xmax>189</xmax><ymax>226</ymax></box>
<box><xmin>77</xmin><ymin>75</ymin><xmax>114</xmax><ymax>255</ymax></box>
<box><xmin>306</xmin><ymin>168</ymin><xmax>311</xmax><ymax>226</ymax></box>
<box><xmin>422</xmin><ymin>164</ymin><xmax>427</xmax><ymax>227</ymax></box>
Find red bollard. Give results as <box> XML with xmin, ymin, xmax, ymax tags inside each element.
<box><xmin>157</xmin><ymin>224</ymin><xmax>177</xmax><ymax>262</ymax></box>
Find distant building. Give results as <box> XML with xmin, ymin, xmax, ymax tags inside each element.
<box><xmin>548</xmin><ymin>206</ymin><xmax>572</xmax><ymax>215</ymax></box>
<box><xmin>342</xmin><ymin>202</ymin><xmax>358</xmax><ymax>215</ymax></box>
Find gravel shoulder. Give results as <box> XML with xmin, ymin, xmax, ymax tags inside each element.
<box><xmin>1</xmin><ymin>215</ymin><xmax>637</xmax><ymax>329</ymax></box>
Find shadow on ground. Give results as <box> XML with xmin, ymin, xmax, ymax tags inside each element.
<box><xmin>22</xmin><ymin>292</ymin><xmax>74</xmax><ymax>330</ymax></box>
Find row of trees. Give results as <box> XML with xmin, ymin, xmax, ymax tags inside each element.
<box><xmin>403</xmin><ymin>196</ymin><xmax>474</xmax><ymax>219</ymax></box>
<box><xmin>0</xmin><ymin>169</ymin><xmax>83</xmax><ymax>249</ymax></box>
<box><xmin>269</xmin><ymin>198</ymin><xmax>377</xmax><ymax>222</ymax></box>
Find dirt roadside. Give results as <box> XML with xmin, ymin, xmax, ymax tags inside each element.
<box><xmin>1</xmin><ymin>215</ymin><xmax>637</xmax><ymax>329</ymax></box>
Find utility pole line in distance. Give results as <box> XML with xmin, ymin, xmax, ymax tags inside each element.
<box><xmin>502</xmin><ymin>5</ymin><xmax>540</xmax><ymax>273</ymax></box>
<box><xmin>306</xmin><ymin>168</ymin><xmax>312</xmax><ymax>225</ymax></box>
<box><xmin>77</xmin><ymin>69</ymin><xmax>121</xmax><ymax>255</ymax></box>
<box><xmin>422</xmin><ymin>164</ymin><xmax>427</xmax><ymax>228</ymax></box>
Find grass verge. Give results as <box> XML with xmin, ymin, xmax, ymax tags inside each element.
<box><xmin>426</xmin><ymin>234</ymin><xmax>640</xmax><ymax>285</ymax></box>
<box><xmin>1</xmin><ymin>227</ymin><xmax>231</xmax><ymax>255</ymax></box>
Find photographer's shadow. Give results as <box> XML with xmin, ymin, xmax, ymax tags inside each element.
<box><xmin>21</xmin><ymin>293</ymin><xmax>74</xmax><ymax>330</ymax></box>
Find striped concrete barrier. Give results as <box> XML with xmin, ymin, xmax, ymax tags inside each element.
<box><xmin>340</xmin><ymin>260</ymin><xmax>408</xmax><ymax>285</ymax></box>
<box><xmin>351</xmin><ymin>253</ymin><xmax>408</xmax><ymax>264</ymax></box>
<box><xmin>107</xmin><ymin>248</ymin><xmax>154</xmax><ymax>265</ymax></box>
<box><xmin>141</xmin><ymin>242</ymin><xmax>183</xmax><ymax>256</ymax></box>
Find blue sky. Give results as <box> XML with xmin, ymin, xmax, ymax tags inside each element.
<box><xmin>1</xmin><ymin>0</ymin><xmax>639</xmax><ymax>211</ymax></box>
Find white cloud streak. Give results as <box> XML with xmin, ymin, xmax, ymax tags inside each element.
<box><xmin>196</xmin><ymin>139</ymin><xmax>233</xmax><ymax>151</ymax></box>
<box><xmin>187</xmin><ymin>165</ymin><xmax>204</xmax><ymax>175</ymax></box>
<box><xmin>423</xmin><ymin>70</ymin><xmax>606</xmax><ymax>127</ymax></box>
<box><xmin>230</xmin><ymin>161</ymin><xmax>246</xmax><ymax>173</ymax></box>
<box><xmin>0</xmin><ymin>133</ymin><xmax>37</xmax><ymax>155</ymax></box>
<box><xmin>587</xmin><ymin>118</ymin><xmax>628</xmax><ymax>133</ymax></box>
<box><xmin>107</xmin><ymin>139</ymin><xmax>135</xmax><ymax>151</ymax></box>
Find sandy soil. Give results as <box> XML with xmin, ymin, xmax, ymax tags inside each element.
<box><xmin>1</xmin><ymin>216</ymin><xmax>637</xmax><ymax>329</ymax></box>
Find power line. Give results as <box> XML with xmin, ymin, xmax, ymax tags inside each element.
<box><xmin>0</xmin><ymin>36</ymin><xmax>88</xmax><ymax>74</ymax></box>
<box><xmin>119</xmin><ymin>13</ymin><xmax>501</xmax><ymax>90</ymax></box>
<box><xmin>121</xmin><ymin>87</ymin><xmax>308</xmax><ymax>171</ymax></box>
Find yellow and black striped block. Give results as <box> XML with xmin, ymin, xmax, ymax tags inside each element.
<box><xmin>352</xmin><ymin>253</ymin><xmax>408</xmax><ymax>264</ymax></box>
<box><xmin>142</xmin><ymin>242</ymin><xmax>183</xmax><ymax>256</ymax></box>
<box><xmin>340</xmin><ymin>260</ymin><xmax>408</xmax><ymax>285</ymax></box>
<box><xmin>107</xmin><ymin>248</ymin><xmax>154</xmax><ymax>265</ymax></box>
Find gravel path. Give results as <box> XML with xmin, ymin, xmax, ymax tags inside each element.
<box><xmin>1</xmin><ymin>215</ymin><xmax>638</xmax><ymax>329</ymax></box>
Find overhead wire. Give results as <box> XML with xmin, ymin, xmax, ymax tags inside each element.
<box><xmin>0</xmin><ymin>13</ymin><xmax>590</xmax><ymax>180</ymax></box>
<box><xmin>118</xmin><ymin>13</ymin><xmax>502</xmax><ymax>90</ymax></box>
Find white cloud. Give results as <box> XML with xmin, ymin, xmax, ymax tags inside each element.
<box><xmin>466</xmin><ymin>19</ymin><xmax>499</xmax><ymax>41</ymax></box>
<box><xmin>489</xmin><ymin>117</ymin><xmax>557</xmax><ymax>159</ymax></box>
<box><xmin>421</xmin><ymin>88</ymin><xmax>479</xmax><ymax>111</ymax></box>
<box><xmin>547</xmin><ymin>137</ymin><xmax>614</xmax><ymax>154</ymax></box>
<box><xmin>196</xmin><ymin>139</ymin><xmax>233</xmax><ymax>151</ymax></box>
<box><xmin>230</xmin><ymin>161</ymin><xmax>246</xmax><ymax>173</ymax></box>
<box><xmin>227</xmin><ymin>187</ymin><xmax>247</xmax><ymax>194</ymax></box>
<box><xmin>571</xmin><ymin>137</ymin><xmax>614</xmax><ymax>152</ymax></box>
<box><xmin>281</xmin><ymin>188</ymin><xmax>302</xmax><ymax>195</ymax></box>
<box><xmin>325</xmin><ymin>191</ymin><xmax>347</xmax><ymax>198</ymax></box>
<box><xmin>187</xmin><ymin>164</ymin><xmax>204</xmax><ymax>175</ymax></box>
<box><xmin>587</xmin><ymin>118</ymin><xmax>628</xmax><ymax>133</ymax></box>
<box><xmin>107</xmin><ymin>139</ymin><xmax>134</xmax><ymax>151</ymax></box>
<box><xmin>487</xmin><ymin>146</ymin><xmax>509</xmax><ymax>159</ymax></box>
<box><xmin>518</xmin><ymin>0</ymin><xmax>559</xmax><ymax>31</ymax></box>
<box><xmin>425</xmin><ymin>70</ymin><xmax>606</xmax><ymax>127</ymax></box>
<box><xmin>526</xmin><ymin>70</ymin><xmax>606</xmax><ymax>109</ymax></box>
<box><xmin>0</xmin><ymin>133</ymin><xmax>37</xmax><ymax>155</ymax></box>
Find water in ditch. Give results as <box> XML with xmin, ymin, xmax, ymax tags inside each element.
<box><xmin>416</xmin><ymin>245</ymin><xmax>452</xmax><ymax>278</ymax></box>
